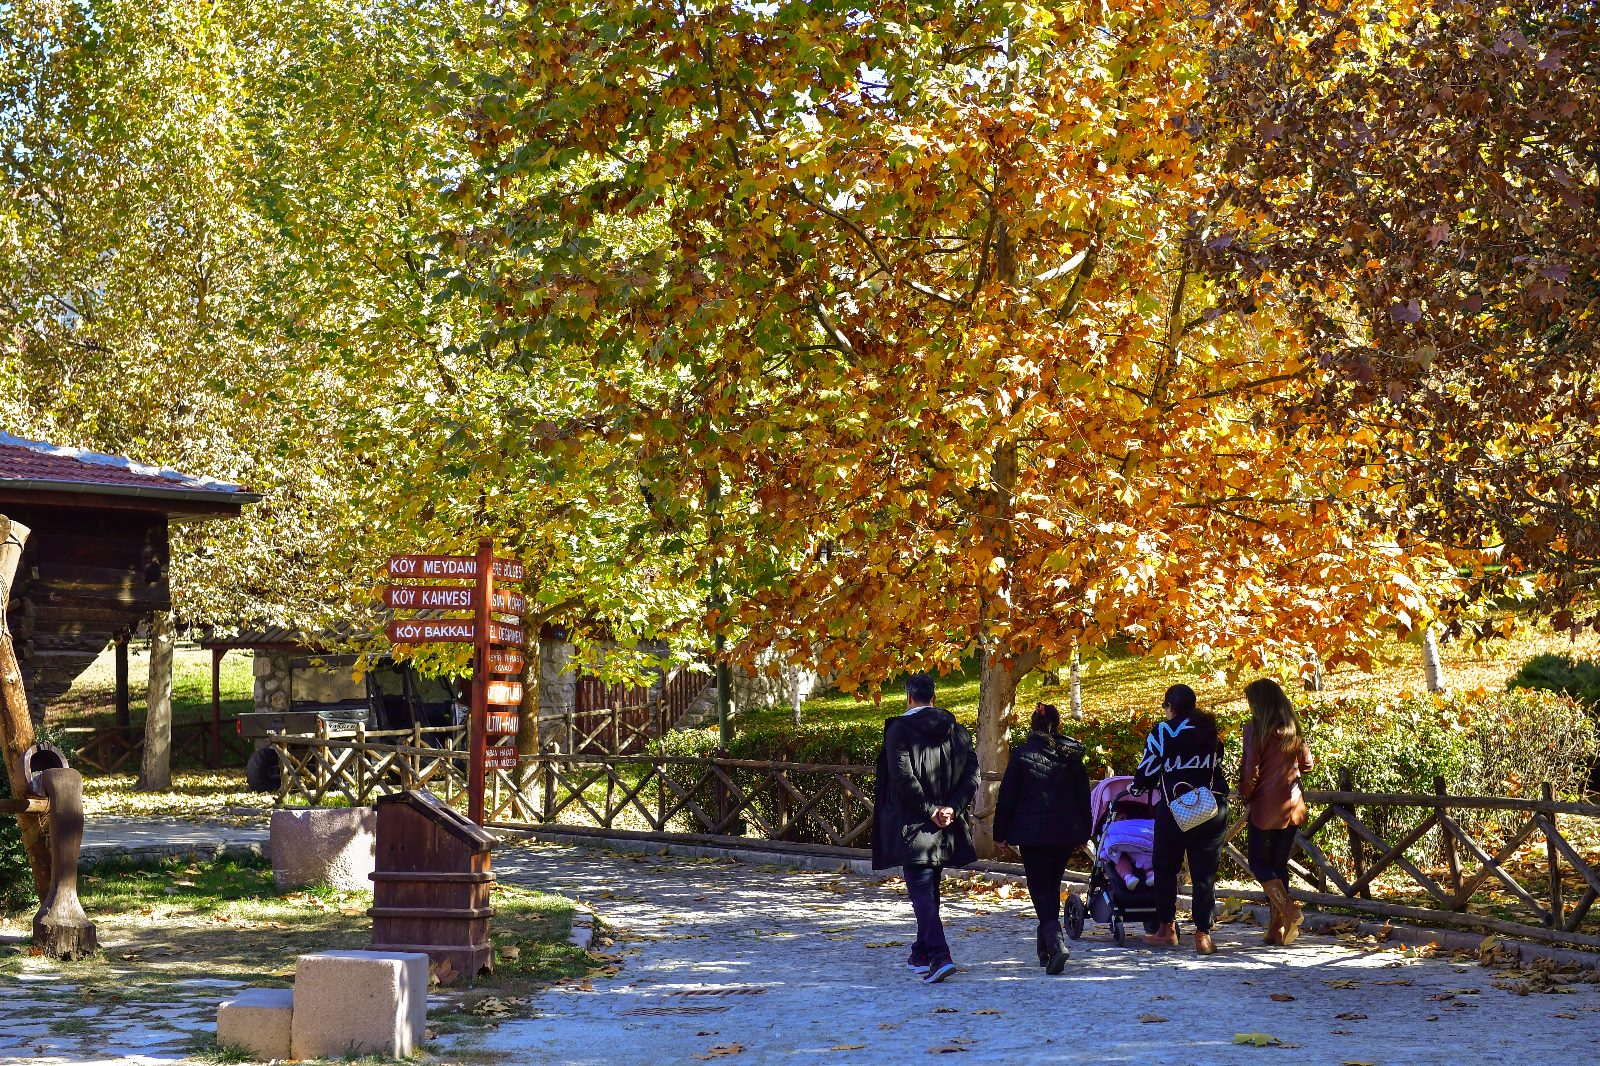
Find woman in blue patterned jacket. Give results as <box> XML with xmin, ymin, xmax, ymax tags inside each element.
<box><xmin>1130</xmin><ymin>684</ymin><xmax>1229</xmax><ymax>955</ymax></box>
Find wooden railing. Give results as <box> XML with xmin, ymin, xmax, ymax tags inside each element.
<box><xmin>559</xmin><ymin>662</ymin><xmax>713</xmax><ymax>755</ymax></box>
<box><xmin>266</xmin><ymin>739</ymin><xmax>1600</xmax><ymax>948</ymax></box>
<box><xmin>270</xmin><ymin>723</ymin><xmax>468</xmax><ymax>808</ymax></box>
<box><xmin>59</xmin><ymin>718</ymin><xmax>251</xmax><ymax>774</ymax></box>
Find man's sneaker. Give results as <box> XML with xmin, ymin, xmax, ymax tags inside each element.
<box><xmin>924</xmin><ymin>959</ymin><xmax>957</xmax><ymax>984</ymax></box>
<box><xmin>906</xmin><ymin>949</ymin><xmax>931</xmax><ymax>975</ymax></box>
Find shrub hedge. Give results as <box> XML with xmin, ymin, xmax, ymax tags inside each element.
<box><xmin>1507</xmin><ymin>653</ymin><xmax>1600</xmax><ymax>709</ymax></box>
<box><xmin>0</xmin><ymin>772</ymin><xmax>34</xmax><ymax>913</ymax></box>
<box><xmin>657</xmin><ymin>688</ymin><xmax>1595</xmax><ymax>801</ymax></box>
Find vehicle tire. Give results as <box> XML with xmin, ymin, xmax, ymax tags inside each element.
<box><xmin>1112</xmin><ymin>915</ymin><xmax>1126</xmax><ymax>947</ymax></box>
<box><xmin>1065</xmin><ymin>895</ymin><xmax>1086</xmax><ymax>941</ymax></box>
<box><xmin>245</xmin><ymin>746</ymin><xmax>282</xmax><ymax>794</ymax></box>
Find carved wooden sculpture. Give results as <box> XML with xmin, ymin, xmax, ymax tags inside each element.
<box><xmin>31</xmin><ymin>765</ymin><xmax>96</xmax><ymax>959</ymax></box>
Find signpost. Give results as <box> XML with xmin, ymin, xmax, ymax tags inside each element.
<box><xmin>387</xmin><ymin>538</ymin><xmax>525</xmax><ymax>825</ymax></box>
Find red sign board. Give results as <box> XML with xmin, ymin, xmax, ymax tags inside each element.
<box><xmin>387</xmin><ymin>618</ymin><xmax>476</xmax><ymax>644</ymax></box>
<box><xmin>384</xmin><ymin>585</ymin><xmax>526</xmax><ymax>615</ymax></box>
<box><xmin>385</xmin><ymin>585</ymin><xmax>474</xmax><ymax>611</ymax></box>
<box><xmin>488</xmin><ymin>647</ymin><xmax>524</xmax><ymax>675</ymax></box>
<box><xmin>485</xmin><ymin>681</ymin><xmax>523</xmax><ymax>706</ymax></box>
<box><xmin>388</xmin><ymin>554</ymin><xmax>525</xmax><ymax>582</ymax></box>
<box><xmin>488</xmin><ymin>622</ymin><xmax>524</xmax><ymax>647</ymax></box>
<box><xmin>485</xmin><ymin>711</ymin><xmax>520</xmax><ymax>735</ymax></box>
<box><xmin>481</xmin><ymin>744</ymin><xmax>518</xmax><ymax>771</ymax></box>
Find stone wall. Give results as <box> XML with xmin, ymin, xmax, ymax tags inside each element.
<box><xmin>254</xmin><ymin>652</ymin><xmax>293</xmax><ymax>713</ymax></box>
<box><xmin>729</xmin><ymin>654</ymin><xmax>822</xmax><ymax>716</ymax></box>
<box><xmin>538</xmin><ymin>639</ymin><xmax>576</xmax><ymax>715</ymax></box>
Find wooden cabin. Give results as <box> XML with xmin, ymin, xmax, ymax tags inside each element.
<box><xmin>0</xmin><ymin>433</ymin><xmax>257</xmax><ymax>719</ymax></box>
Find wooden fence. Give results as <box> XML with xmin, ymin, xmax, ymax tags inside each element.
<box><xmin>266</xmin><ymin>738</ymin><xmax>1600</xmax><ymax>949</ymax></box>
<box><xmin>270</xmin><ymin>723</ymin><xmax>468</xmax><ymax>808</ymax></box>
<box><xmin>60</xmin><ymin>718</ymin><xmax>251</xmax><ymax>774</ymax></box>
<box><xmin>565</xmin><ymin>663</ymin><xmax>713</xmax><ymax>754</ymax></box>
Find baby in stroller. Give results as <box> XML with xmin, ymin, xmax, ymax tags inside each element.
<box><xmin>1101</xmin><ymin>818</ymin><xmax>1155</xmax><ymax>891</ymax></box>
<box><xmin>1065</xmin><ymin>773</ymin><xmax>1163</xmax><ymax>945</ymax></box>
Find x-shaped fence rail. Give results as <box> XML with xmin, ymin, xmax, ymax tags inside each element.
<box><xmin>267</xmin><ymin>737</ymin><xmax>1600</xmax><ymax>949</ymax></box>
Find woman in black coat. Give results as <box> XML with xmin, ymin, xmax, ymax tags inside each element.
<box><xmin>993</xmin><ymin>703</ymin><xmax>1092</xmax><ymax>974</ymax></box>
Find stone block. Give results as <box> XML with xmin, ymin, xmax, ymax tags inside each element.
<box><xmin>217</xmin><ymin>987</ymin><xmax>293</xmax><ymax>1060</ymax></box>
<box><xmin>270</xmin><ymin>806</ymin><xmax>376</xmax><ymax>890</ymax></box>
<box><xmin>290</xmin><ymin>950</ymin><xmax>429</xmax><ymax>1060</ymax></box>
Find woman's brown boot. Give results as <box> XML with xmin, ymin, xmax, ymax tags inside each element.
<box><xmin>1262</xmin><ymin>880</ymin><xmax>1303</xmax><ymax>946</ymax></box>
<box><xmin>1195</xmin><ymin>930</ymin><xmax>1216</xmax><ymax>955</ymax></box>
<box><xmin>1142</xmin><ymin>922</ymin><xmax>1178</xmax><ymax>947</ymax></box>
<box><xmin>1259</xmin><ymin>895</ymin><xmax>1282</xmax><ymax>944</ymax></box>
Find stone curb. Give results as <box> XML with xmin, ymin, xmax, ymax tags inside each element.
<box><xmin>507</xmin><ymin>825</ymin><xmax>1600</xmax><ymax>974</ymax></box>
<box><xmin>80</xmin><ymin>841</ymin><xmax>267</xmax><ymax>869</ymax></box>
<box><xmin>568</xmin><ymin>908</ymin><xmax>596</xmax><ymax>952</ymax></box>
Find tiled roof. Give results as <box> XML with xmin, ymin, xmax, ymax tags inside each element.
<box><xmin>0</xmin><ymin>432</ymin><xmax>254</xmax><ymax>500</ymax></box>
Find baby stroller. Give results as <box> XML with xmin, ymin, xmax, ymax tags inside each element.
<box><xmin>1065</xmin><ymin>775</ymin><xmax>1163</xmax><ymax>946</ymax></box>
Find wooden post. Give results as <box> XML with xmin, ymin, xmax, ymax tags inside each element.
<box><xmin>356</xmin><ymin>721</ymin><xmax>367</xmax><ymax>802</ymax></box>
<box><xmin>32</xmin><ymin>767</ymin><xmax>96</xmax><ymax>959</ymax></box>
<box><xmin>1341</xmin><ymin>767</ymin><xmax>1368</xmax><ymax>899</ymax></box>
<box><xmin>1436</xmin><ymin>775</ymin><xmax>1461</xmax><ymax>900</ymax></box>
<box><xmin>114</xmin><ymin>630</ymin><xmax>131</xmax><ymax>729</ymax></box>
<box><xmin>1543</xmin><ymin>781</ymin><xmax>1563</xmax><ymax>928</ymax></box>
<box><xmin>466</xmin><ymin>537</ymin><xmax>492</xmax><ymax>825</ymax></box>
<box><xmin>409</xmin><ymin>722</ymin><xmax>422</xmax><ymax>790</ymax></box>
<box><xmin>542</xmin><ymin>755</ymin><xmax>556</xmax><ymax>823</ymax></box>
<box><xmin>209</xmin><ymin>646</ymin><xmax>225</xmax><ymax>770</ymax></box>
<box><xmin>0</xmin><ymin>516</ymin><xmax>50</xmax><ymax>899</ymax></box>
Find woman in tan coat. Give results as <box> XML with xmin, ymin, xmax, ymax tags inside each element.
<box><xmin>1238</xmin><ymin>678</ymin><xmax>1314</xmax><ymax>946</ymax></box>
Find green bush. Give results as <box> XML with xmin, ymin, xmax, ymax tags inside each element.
<box><xmin>1507</xmin><ymin>653</ymin><xmax>1600</xmax><ymax>709</ymax></box>
<box><xmin>0</xmin><ymin>772</ymin><xmax>35</xmax><ymax>913</ymax></box>
<box><xmin>651</xmin><ymin>687</ymin><xmax>1595</xmax><ymax>849</ymax></box>
<box><xmin>1300</xmin><ymin>689</ymin><xmax>1595</xmax><ymax>800</ymax></box>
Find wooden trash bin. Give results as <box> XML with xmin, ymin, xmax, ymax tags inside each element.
<box><xmin>368</xmin><ymin>790</ymin><xmax>495</xmax><ymax>982</ymax></box>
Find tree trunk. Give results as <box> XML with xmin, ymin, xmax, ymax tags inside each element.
<box><xmin>1069</xmin><ymin>651</ymin><xmax>1083</xmax><ymax>720</ymax></box>
<box><xmin>787</xmin><ymin>662</ymin><xmax>803</xmax><ymax>727</ymax></box>
<box><xmin>515</xmin><ymin>627</ymin><xmax>543</xmax><ymax>806</ymax></box>
<box><xmin>137</xmin><ymin>610</ymin><xmax>174</xmax><ymax>791</ymax></box>
<box><xmin>973</xmin><ymin>649</ymin><xmax>1028</xmax><ymax>859</ymax></box>
<box><xmin>0</xmin><ymin>516</ymin><xmax>51</xmax><ymax>899</ymax></box>
<box><xmin>1422</xmin><ymin>626</ymin><xmax>1448</xmax><ymax>695</ymax></box>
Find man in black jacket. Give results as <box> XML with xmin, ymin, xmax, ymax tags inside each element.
<box><xmin>871</xmin><ymin>672</ymin><xmax>980</xmax><ymax>984</ymax></box>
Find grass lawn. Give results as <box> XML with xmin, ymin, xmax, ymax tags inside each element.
<box><xmin>44</xmin><ymin>642</ymin><xmax>257</xmax><ymax>732</ymax></box>
<box><xmin>0</xmin><ymin>852</ymin><xmax>603</xmax><ymax>1061</ymax></box>
<box><xmin>746</xmin><ymin>615</ymin><xmax>1600</xmax><ymax>732</ymax></box>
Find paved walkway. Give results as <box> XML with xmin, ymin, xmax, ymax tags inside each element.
<box><xmin>459</xmin><ymin>844</ymin><xmax>1600</xmax><ymax>1066</ymax></box>
<box><xmin>3</xmin><ymin>833</ymin><xmax>1598</xmax><ymax>1064</ymax></box>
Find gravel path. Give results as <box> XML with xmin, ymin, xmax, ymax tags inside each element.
<box><xmin>459</xmin><ymin>843</ymin><xmax>1600</xmax><ymax>1066</ymax></box>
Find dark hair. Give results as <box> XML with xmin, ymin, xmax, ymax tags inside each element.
<box><xmin>1031</xmin><ymin>703</ymin><xmax>1060</xmax><ymax>734</ymax></box>
<box><xmin>1244</xmin><ymin>678</ymin><xmax>1302</xmax><ymax>754</ymax></box>
<box><xmin>905</xmin><ymin>671</ymin><xmax>936</xmax><ymax>705</ymax></box>
<box><xmin>1162</xmin><ymin>684</ymin><xmax>1197</xmax><ymax>719</ymax></box>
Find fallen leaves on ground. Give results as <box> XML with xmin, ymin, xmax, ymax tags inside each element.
<box><xmin>1233</xmin><ymin>1033</ymin><xmax>1283</xmax><ymax>1047</ymax></box>
<box><xmin>1269</xmin><ymin>993</ymin><xmax>1295</xmax><ymax>1002</ymax></box>
<box><xmin>1138</xmin><ymin>1014</ymin><xmax>1168</xmax><ymax>1023</ymax></box>
<box><xmin>1322</xmin><ymin>978</ymin><xmax>1361</xmax><ymax>989</ymax></box>
<box><xmin>694</xmin><ymin>1043</ymin><xmax>745</xmax><ymax>1059</ymax></box>
<box><xmin>828</xmin><ymin>1045</ymin><xmax>865</xmax><ymax>1051</ymax></box>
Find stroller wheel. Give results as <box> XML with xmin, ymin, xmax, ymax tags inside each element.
<box><xmin>1112</xmin><ymin>915</ymin><xmax>1127</xmax><ymax>947</ymax></box>
<box><xmin>1143</xmin><ymin>918</ymin><xmax>1159</xmax><ymax>935</ymax></box>
<box><xmin>1064</xmin><ymin>895</ymin><xmax>1085</xmax><ymax>941</ymax></box>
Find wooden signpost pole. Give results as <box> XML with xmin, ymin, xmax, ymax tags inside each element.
<box><xmin>467</xmin><ymin>538</ymin><xmax>493</xmax><ymax>826</ymax></box>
